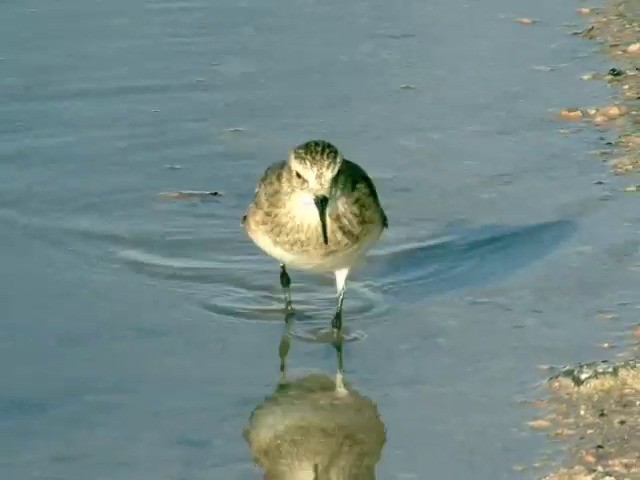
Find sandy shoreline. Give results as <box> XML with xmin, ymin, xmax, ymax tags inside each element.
<box><xmin>563</xmin><ymin>0</ymin><xmax>640</xmax><ymax>180</ymax></box>
<box><xmin>527</xmin><ymin>2</ymin><xmax>640</xmax><ymax>479</ymax></box>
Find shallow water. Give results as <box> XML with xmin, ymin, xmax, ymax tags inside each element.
<box><xmin>2</xmin><ymin>0</ymin><xmax>640</xmax><ymax>478</ymax></box>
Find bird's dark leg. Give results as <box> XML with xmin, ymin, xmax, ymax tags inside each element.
<box><xmin>331</xmin><ymin>287</ymin><xmax>345</xmax><ymax>331</ymax></box>
<box><xmin>279</xmin><ymin>264</ymin><xmax>293</xmax><ymax>312</ymax></box>
<box><xmin>333</xmin><ymin>330</ymin><xmax>346</xmax><ymax>394</ymax></box>
<box><xmin>331</xmin><ymin>268</ymin><xmax>349</xmax><ymax>332</ymax></box>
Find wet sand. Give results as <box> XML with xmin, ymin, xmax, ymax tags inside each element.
<box><xmin>529</xmin><ymin>2</ymin><xmax>640</xmax><ymax>478</ymax></box>
<box><xmin>525</xmin><ymin>344</ymin><xmax>640</xmax><ymax>479</ymax></box>
<box><xmin>564</xmin><ymin>0</ymin><xmax>640</xmax><ymax>180</ymax></box>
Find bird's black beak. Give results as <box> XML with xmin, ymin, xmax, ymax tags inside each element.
<box><xmin>314</xmin><ymin>195</ymin><xmax>329</xmax><ymax>245</ymax></box>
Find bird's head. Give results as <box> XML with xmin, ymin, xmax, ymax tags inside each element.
<box><xmin>287</xmin><ymin>140</ymin><xmax>344</xmax><ymax>244</ymax></box>
<box><xmin>287</xmin><ymin>139</ymin><xmax>343</xmax><ymax>194</ymax></box>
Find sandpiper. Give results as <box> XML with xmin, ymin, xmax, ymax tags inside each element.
<box><xmin>242</xmin><ymin>140</ymin><xmax>388</xmax><ymax>332</ymax></box>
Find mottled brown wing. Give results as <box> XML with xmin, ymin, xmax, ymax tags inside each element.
<box><xmin>242</xmin><ymin>161</ymin><xmax>287</xmax><ymax>225</ymax></box>
<box><xmin>336</xmin><ymin>159</ymin><xmax>388</xmax><ymax>228</ymax></box>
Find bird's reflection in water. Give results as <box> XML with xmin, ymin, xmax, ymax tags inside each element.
<box><xmin>244</xmin><ymin>312</ymin><xmax>386</xmax><ymax>480</ymax></box>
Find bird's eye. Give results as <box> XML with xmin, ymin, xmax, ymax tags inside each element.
<box><xmin>295</xmin><ymin>171</ymin><xmax>304</xmax><ymax>180</ymax></box>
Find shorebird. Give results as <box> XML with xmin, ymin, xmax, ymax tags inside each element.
<box><xmin>242</xmin><ymin>140</ymin><xmax>388</xmax><ymax>332</ymax></box>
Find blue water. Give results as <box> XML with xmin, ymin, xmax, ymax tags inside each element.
<box><xmin>2</xmin><ymin>0</ymin><xmax>640</xmax><ymax>478</ymax></box>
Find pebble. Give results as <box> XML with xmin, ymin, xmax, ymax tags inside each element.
<box><xmin>527</xmin><ymin>419</ymin><xmax>552</xmax><ymax>429</ymax></box>
<box><xmin>577</xmin><ymin>8</ymin><xmax>593</xmax><ymax>15</ymax></box>
<box><xmin>558</xmin><ymin>127</ymin><xmax>582</xmax><ymax>134</ymax></box>
<box><xmin>610</xmin><ymin>155</ymin><xmax>640</xmax><ymax>174</ymax></box>
<box><xmin>608</xmin><ymin>67</ymin><xmax>624</xmax><ymax>77</ymax></box>
<box><xmin>577</xmin><ymin>25</ymin><xmax>597</xmax><ymax>39</ymax></box>
<box><xmin>558</xmin><ymin>108</ymin><xmax>583</xmax><ymax>120</ymax></box>
<box><xmin>621</xmin><ymin>135</ymin><xmax>640</xmax><ymax>147</ymax></box>
<box><xmin>592</xmin><ymin>114</ymin><xmax>610</xmax><ymax>125</ymax></box>
<box><xmin>627</xmin><ymin>42</ymin><xmax>640</xmax><ymax>53</ymax></box>
<box><xmin>599</xmin><ymin>104</ymin><xmax>627</xmax><ymax>118</ymax></box>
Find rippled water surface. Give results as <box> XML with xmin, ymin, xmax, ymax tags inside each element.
<box><xmin>2</xmin><ymin>0</ymin><xmax>640</xmax><ymax>478</ymax></box>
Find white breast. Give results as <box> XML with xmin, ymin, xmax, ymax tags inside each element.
<box><xmin>290</xmin><ymin>192</ymin><xmax>321</xmax><ymax>226</ymax></box>
<box><xmin>247</xmin><ymin>192</ymin><xmax>384</xmax><ymax>272</ymax></box>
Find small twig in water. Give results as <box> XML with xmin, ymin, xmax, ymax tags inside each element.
<box><xmin>158</xmin><ymin>190</ymin><xmax>223</xmax><ymax>200</ymax></box>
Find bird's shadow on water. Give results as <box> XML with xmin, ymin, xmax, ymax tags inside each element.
<box><xmin>290</xmin><ymin>219</ymin><xmax>576</xmax><ymax>343</ymax></box>
<box><xmin>359</xmin><ymin>219</ymin><xmax>576</xmax><ymax>304</ymax></box>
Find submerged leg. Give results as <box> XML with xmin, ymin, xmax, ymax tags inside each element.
<box><xmin>333</xmin><ymin>330</ymin><xmax>346</xmax><ymax>395</ymax></box>
<box><xmin>278</xmin><ymin>309</ymin><xmax>295</xmax><ymax>384</ymax></box>
<box><xmin>279</xmin><ymin>264</ymin><xmax>293</xmax><ymax>311</ymax></box>
<box><xmin>331</xmin><ymin>268</ymin><xmax>349</xmax><ymax>332</ymax></box>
